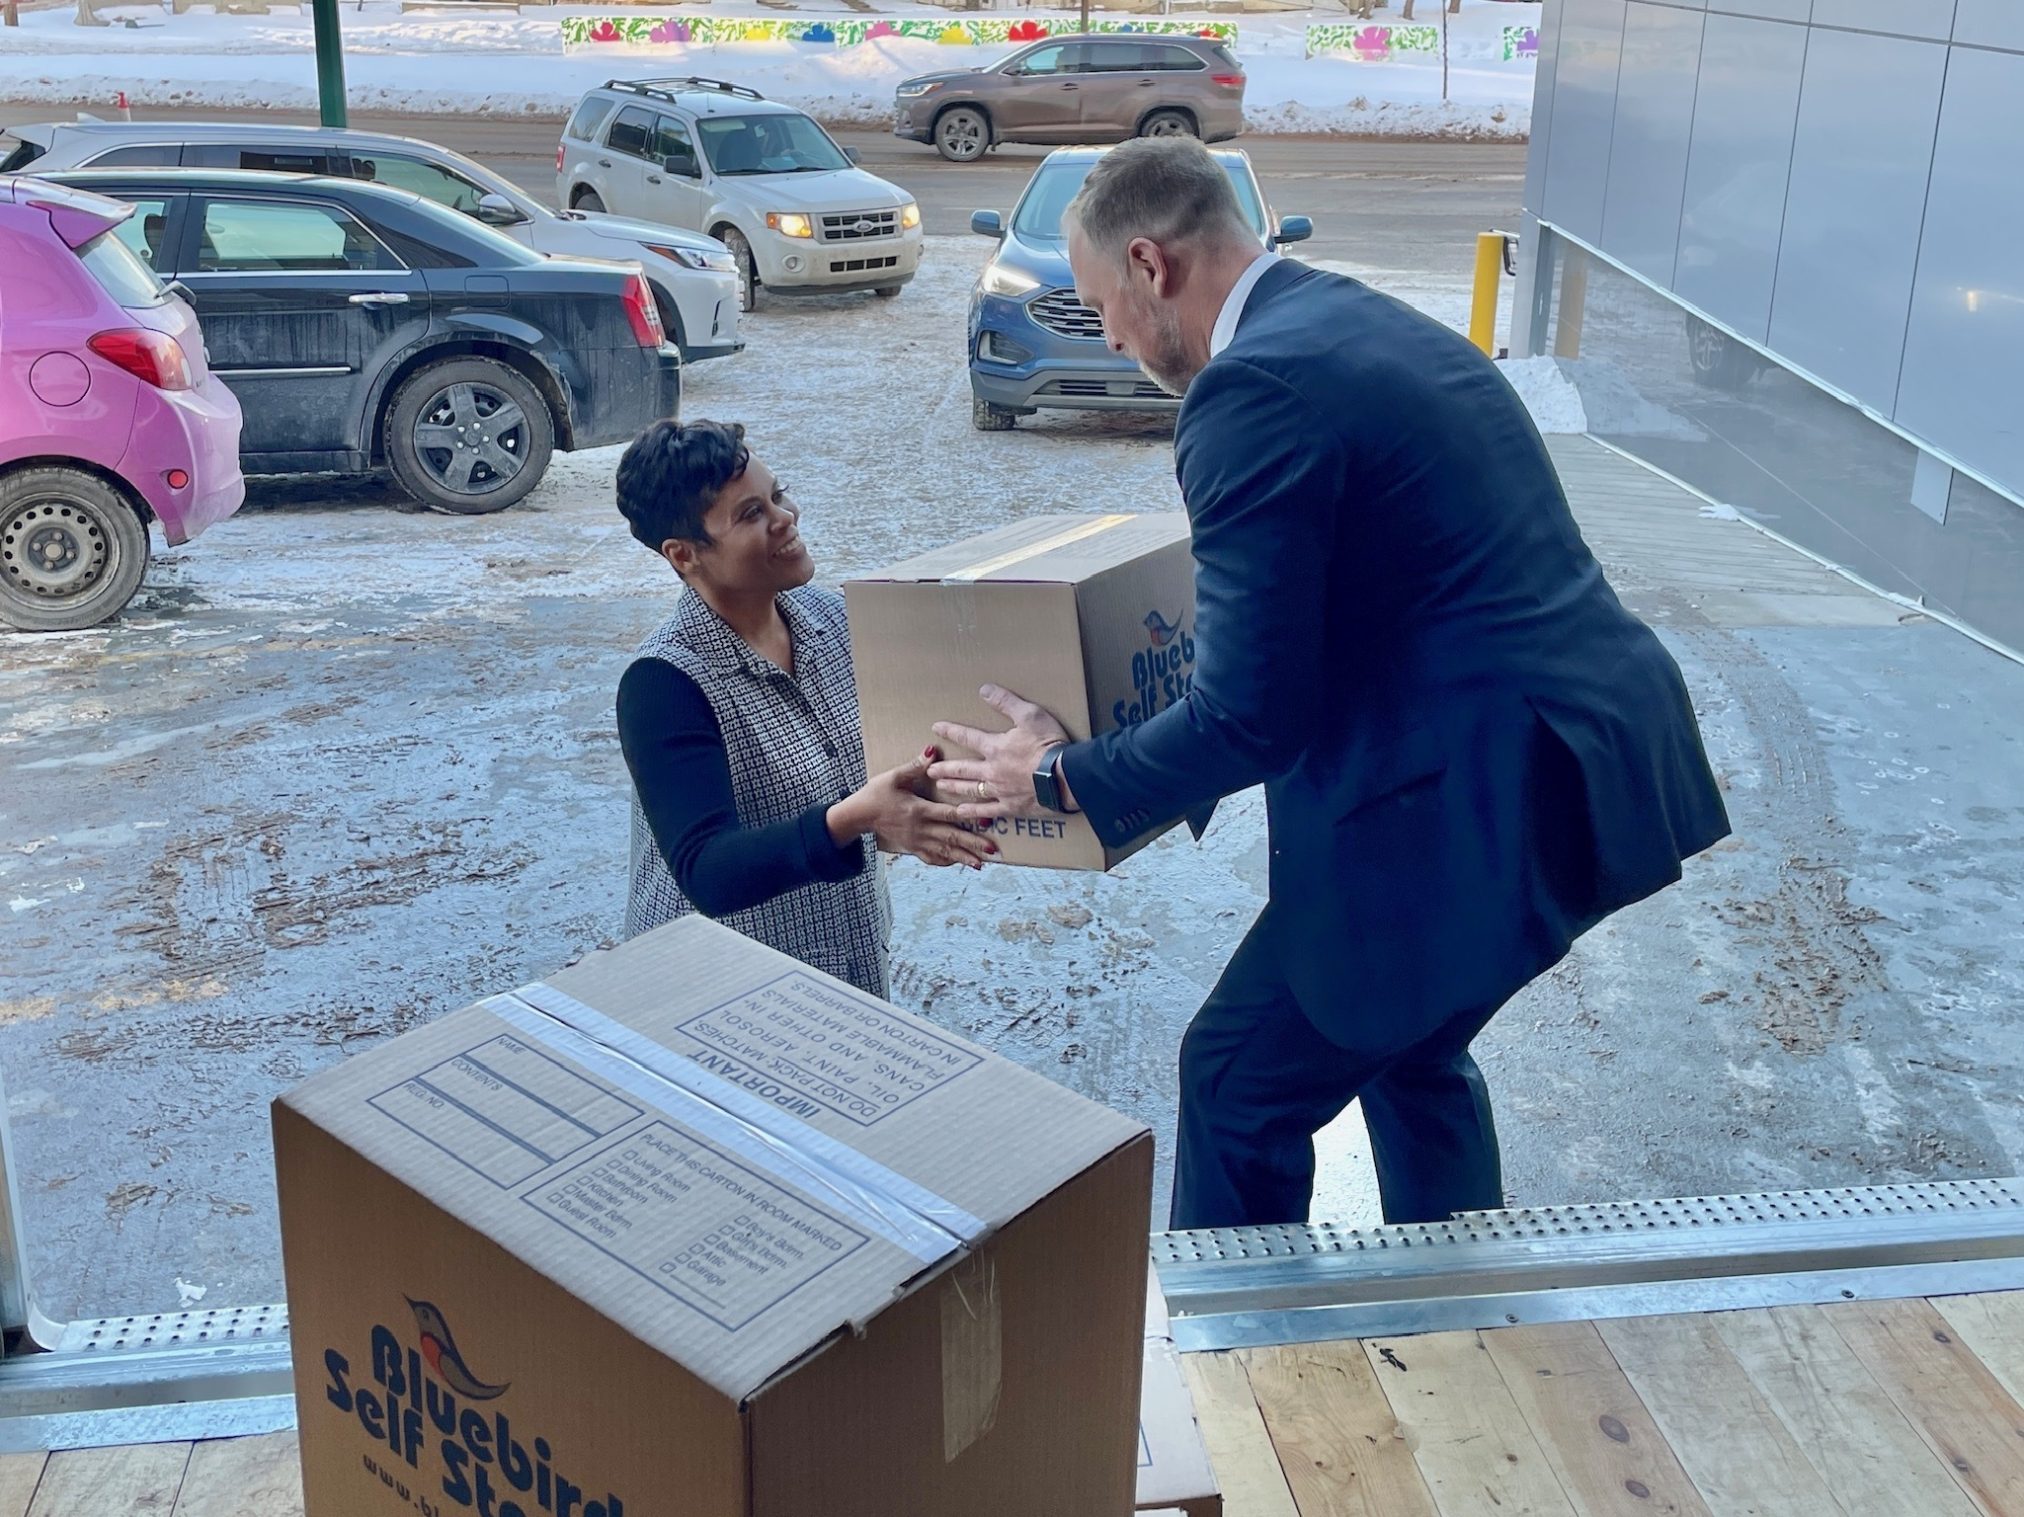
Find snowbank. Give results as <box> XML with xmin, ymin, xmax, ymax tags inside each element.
<box><xmin>0</xmin><ymin>2</ymin><xmax>1539</xmax><ymax>137</ymax></box>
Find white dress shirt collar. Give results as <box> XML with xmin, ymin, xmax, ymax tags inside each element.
<box><xmin>1210</xmin><ymin>250</ymin><xmax>1282</xmax><ymax>359</ymax></box>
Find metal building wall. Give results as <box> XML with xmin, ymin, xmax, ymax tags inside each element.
<box><xmin>1517</xmin><ymin>0</ymin><xmax>2024</xmax><ymax>654</ymax></box>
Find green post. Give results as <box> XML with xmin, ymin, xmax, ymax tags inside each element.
<box><xmin>312</xmin><ymin>0</ymin><xmax>348</xmax><ymax>127</ymax></box>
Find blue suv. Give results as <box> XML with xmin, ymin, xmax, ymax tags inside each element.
<box><xmin>967</xmin><ymin>145</ymin><xmax>1311</xmax><ymax>431</ymax></box>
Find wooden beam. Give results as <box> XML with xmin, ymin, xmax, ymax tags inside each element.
<box><xmin>1363</xmin><ymin>1330</ymin><xmax>1579</xmax><ymax>1516</ymax></box>
<box><xmin>1181</xmin><ymin>1352</ymin><xmax>1301</xmax><ymax>1517</ymax></box>
<box><xmin>1482</xmin><ymin>1321</ymin><xmax>1711</xmax><ymax>1517</ymax></box>
<box><xmin>1935</xmin><ymin>1293</ymin><xmax>2024</xmax><ymax>1411</ymax></box>
<box><xmin>0</xmin><ymin>1456</ymin><xmax>46</xmax><ymax>1517</ymax></box>
<box><xmin>1713</xmin><ymin>1307</ymin><xmax>1977</xmax><ymax>1517</ymax></box>
<box><xmin>171</xmin><ymin>1435</ymin><xmax>303</xmax><ymax>1517</ymax></box>
<box><xmin>25</xmin><ymin>1444</ymin><xmax>191</xmax><ymax>1517</ymax></box>
<box><xmin>1241</xmin><ymin>1341</ymin><xmax>1439</xmax><ymax>1517</ymax></box>
<box><xmin>1600</xmin><ymin>1313</ymin><xmax>1842</xmax><ymax>1516</ymax></box>
<box><xmin>1828</xmin><ymin>1297</ymin><xmax>2024</xmax><ymax>1517</ymax></box>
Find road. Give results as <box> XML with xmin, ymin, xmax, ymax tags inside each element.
<box><xmin>0</xmin><ymin>103</ymin><xmax>1526</xmax><ymax>272</ymax></box>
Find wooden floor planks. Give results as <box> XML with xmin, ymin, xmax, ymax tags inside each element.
<box><xmin>22</xmin><ymin>1290</ymin><xmax>2024</xmax><ymax>1517</ymax></box>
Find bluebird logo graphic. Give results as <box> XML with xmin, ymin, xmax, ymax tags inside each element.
<box><xmin>1116</xmin><ymin>609</ymin><xmax>1197</xmax><ymax>727</ymax></box>
<box><xmin>322</xmin><ymin>1301</ymin><xmax>628</xmax><ymax>1516</ymax></box>
<box><xmin>409</xmin><ymin>1298</ymin><xmax>510</xmax><ymax>1401</ymax></box>
<box><xmin>1143</xmin><ymin>608</ymin><xmax>1183</xmax><ymax>648</ymax></box>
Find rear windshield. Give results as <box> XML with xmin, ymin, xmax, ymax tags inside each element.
<box><xmin>566</xmin><ymin>96</ymin><xmax>618</xmax><ymax>143</ymax></box>
<box><xmin>0</xmin><ymin>135</ymin><xmax>45</xmax><ymax>173</ymax></box>
<box><xmin>76</xmin><ymin>228</ymin><xmax>168</xmax><ymax>309</ymax></box>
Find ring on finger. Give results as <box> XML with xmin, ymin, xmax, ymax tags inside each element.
<box><xmin>975</xmin><ymin>781</ymin><xmax>991</xmax><ymax>801</ymax></box>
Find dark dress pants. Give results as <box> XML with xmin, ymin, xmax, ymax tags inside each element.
<box><xmin>1169</xmin><ymin>910</ymin><xmax>1507</xmax><ymax>1231</ymax></box>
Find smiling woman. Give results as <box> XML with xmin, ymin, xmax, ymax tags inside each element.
<box><xmin>612</xmin><ymin>419</ymin><xmax>994</xmax><ymax>995</ymax></box>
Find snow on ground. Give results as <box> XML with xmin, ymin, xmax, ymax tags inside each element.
<box><xmin>0</xmin><ymin>2</ymin><xmax>1539</xmax><ymax>136</ymax></box>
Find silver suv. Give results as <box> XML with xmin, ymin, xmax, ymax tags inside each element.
<box><xmin>559</xmin><ymin>79</ymin><xmax>923</xmax><ymax>312</ymax></box>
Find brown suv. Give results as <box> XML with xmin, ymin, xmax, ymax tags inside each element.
<box><xmin>893</xmin><ymin>35</ymin><xmax>1246</xmax><ymax>162</ymax></box>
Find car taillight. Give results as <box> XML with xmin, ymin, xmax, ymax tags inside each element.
<box><xmin>1212</xmin><ymin>72</ymin><xmax>1244</xmax><ymax>87</ymax></box>
<box><xmin>556</xmin><ymin>144</ymin><xmax>565</xmax><ymax>174</ymax></box>
<box><xmin>621</xmin><ymin>274</ymin><xmax>664</xmax><ymax>348</ymax></box>
<box><xmin>88</xmin><ymin>328</ymin><xmax>192</xmax><ymax>391</ymax></box>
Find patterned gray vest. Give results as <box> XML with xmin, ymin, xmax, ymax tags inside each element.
<box><xmin>624</xmin><ymin>586</ymin><xmax>893</xmax><ymax>997</ymax></box>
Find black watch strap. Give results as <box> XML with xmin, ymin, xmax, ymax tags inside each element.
<box><xmin>1032</xmin><ymin>742</ymin><xmax>1070</xmax><ymax>814</ymax></box>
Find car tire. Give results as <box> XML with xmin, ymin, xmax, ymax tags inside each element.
<box><xmin>1686</xmin><ymin>315</ymin><xmax>1757</xmax><ymax>391</ymax></box>
<box><xmin>935</xmin><ymin>107</ymin><xmax>990</xmax><ymax>164</ymax></box>
<box><xmin>0</xmin><ymin>466</ymin><xmax>151</xmax><ymax>633</ymax></box>
<box><xmin>571</xmin><ymin>189</ymin><xmax>606</xmax><ymax>213</ymax></box>
<box><xmin>874</xmin><ymin>286</ymin><xmax>903</xmax><ymax>300</ymax></box>
<box><xmin>972</xmin><ymin>395</ymin><xmax>1019</xmax><ymax>432</ymax></box>
<box><xmin>385</xmin><ymin>357</ymin><xmax>555</xmax><ymax>516</ymax></box>
<box><xmin>721</xmin><ymin>226</ymin><xmax>761</xmax><ymax>314</ymax></box>
<box><xmin>1138</xmin><ymin>109</ymin><xmax>1198</xmax><ymax>140</ymax></box>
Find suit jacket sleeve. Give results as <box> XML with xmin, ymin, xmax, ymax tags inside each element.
<box><xmin>1063</xmin><ymin>356</ymin><xmax>1342</xmax><ymax>846</ymax></box>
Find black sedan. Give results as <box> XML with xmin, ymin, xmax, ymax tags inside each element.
<box><xmin>43</xmin><ymin>168</ymin><xmax>681</xmax><ymax>514</ymax></box>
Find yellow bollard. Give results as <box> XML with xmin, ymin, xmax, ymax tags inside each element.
<box><xmin>1469</xmin><ymin>230</ymin><xmax>1504</xmax><ymax>357</ymax></box>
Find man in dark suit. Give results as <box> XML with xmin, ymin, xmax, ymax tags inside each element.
<box><xmin>930</xmin><ymin>138</ymin><xmax>1730</xmax><ymax>1231</ymax></box>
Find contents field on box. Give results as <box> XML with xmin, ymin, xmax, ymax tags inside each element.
<box><xmin>525</xmin><ymin>1120</ymin><xmax>871</xmax><ymax>1331</ymax></box>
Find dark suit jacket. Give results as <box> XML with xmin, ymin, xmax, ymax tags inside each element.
<box><xmin>1062</xmin><ymin>259</ymin><xmax>1730</xmax><ymax>1054</ymax></box>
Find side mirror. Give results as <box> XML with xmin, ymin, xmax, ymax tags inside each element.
<box><xmin>971</xmin><ymin>209</ymin><xmax>1004</xmax><ymax>239</ymax></box>
<box><xmin>1273</xmin><ymin>214</ymin><xmax>1313</xmax><ymax>248</ymax></box>
<box><xmin>476</xmin><ymin>192</ymin><xmax>529</xmax><ymax>227</ymax></box>
<box><xmin>844</xmin><ymin>146</ymin><xmax>863</xmax><ymax>166</ymax></box>
<box><xmin>663</xmin><ymin>152</ymin><xmax>700</xmax><ymax>179</ymax></box>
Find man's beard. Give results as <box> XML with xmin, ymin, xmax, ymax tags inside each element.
<box><xmin>1136</xmin><ymin>305</ymin><xmax>1199</xmax><ymax>398</ymax></box>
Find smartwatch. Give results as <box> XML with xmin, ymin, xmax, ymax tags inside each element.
<box><xmin>1032</xmin><ymin>742</ymin><xmax>1071</xmax><ymax>814</ymax></box>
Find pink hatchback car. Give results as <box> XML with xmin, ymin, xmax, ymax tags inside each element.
<box><xmin>0</xmin><ymin>176</ymin><xmax>244</xmax><ymax>631</ymax></box>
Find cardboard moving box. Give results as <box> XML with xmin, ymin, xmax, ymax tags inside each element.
<box><xmin>846</xmin><ymin>513</ymin><xmax>1198</xmax><ymax>871</ymax></box>
<box><xmin>276</xmin><ymin>916</ymin><xmax>1153</xmax><ymax>1517</ymax></box>
<box><xmin>1137</xmin><ymin>1263</ymin><xmax>1222</xmax><ymax>1516</ymax></box>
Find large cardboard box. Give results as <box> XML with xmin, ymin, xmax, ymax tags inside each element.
<box><xmin>846</xmin><ymin>513</ymin><xmax>1198</xmax><ymax>871</ymax></box>
<box><xmin>276</xmin><ymin>916</ymin><xmax>1153</xmax><ymax>1517</ymax></box>
<box><xmin>1137</xmin><ymin>1263</ymin><xmax>1222</xmax><ymax>1516</ymax></box>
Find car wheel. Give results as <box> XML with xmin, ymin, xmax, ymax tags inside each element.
<box><xmin>385</xmin><ymin>358</ymin><xmax>555</xmax><ymax>516</ymax></box>
<box><xmin>1686</xmin><ymin>315</ymin><xmax>1757</xmax><ymax>391</ymax></box>
<box><xmin>874</xmin><ymin>286</ymin><xmax>903</xmax><ymax>300</ymax></box>
<box><xmin>935</xmin><ymin>107</ymin><xmax>990</xmax><ymax>164</ymax></box>
<box><xmin>972</xmin><ymin>395</ymin><xmax>1018</xmax><ymax>432</ymax></box>
<box><xmin>572</xmin><ymin>189</ymin><xmax>606</xmax><ymax>214</ymax></box>
<box><xmin>721</xmin><ymin>226</ymin><xmax>761</xmax><ymax>314</ymax></box>
<box><xmin>0</xmin><ymin>466</ymin><xmax>151</xmax><ymax>633</ymax></box>
<box><xmin>1139</xmin><ymin>109</ymin><xmax>1198</xmax><ymax>140</ymax></box>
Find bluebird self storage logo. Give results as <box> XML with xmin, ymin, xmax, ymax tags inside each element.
<box><xmin>323</xmin><ymin>1298</ymin><xmax>629</xmax><ymax>1516</ymax></box>
<box><xmin>1116</xmin><ymin>609</ymin><xmax>1196</xmax><ymax>726</ymax></box>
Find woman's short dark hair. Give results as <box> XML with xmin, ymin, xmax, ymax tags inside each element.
<box><xmin>615</xmin><ymin>419</ymin><xmax>750</xmax><ymax>551</ymax></box>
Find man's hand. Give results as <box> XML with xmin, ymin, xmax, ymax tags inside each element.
<box><xmin>929</xmin><ymin>685</ymin><xmax>1072</xmax><ymax>821</ymax></box>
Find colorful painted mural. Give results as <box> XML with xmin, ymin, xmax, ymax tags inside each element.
<box><xmin>1301</xmin><ymin>21</ymin><xmax>1541</xmax><ymax>63</ymax></box>
<box><xmin>562</xmin><ymin>15</ymin><xmax>1239</xmax><ymax>52</ymax></box>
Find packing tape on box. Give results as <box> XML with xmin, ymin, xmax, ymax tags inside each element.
<box><xmin>940</xmin><ymin>514</ymin><xmax>1136</xmax><ymax>584</ymax></box>
<box><xmin>481</xmin><ymin>985</ymin><xmax>985</xmax><ymax>1265</ymax></box>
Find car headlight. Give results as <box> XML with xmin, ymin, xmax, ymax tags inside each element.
<box><xmin>980</xmin><ymin>263</ymin><xmax>1040</xmax><ymax>298</ymax></box>
<box><xmin>766</xmin><ymin>212</ymin><xmax>815</xmax><ymax>239</ymax></box>
<box><xmin>901</xmin><ymin>202</ymin><xmax>921</xmax><ymax>231</ymax></box>
<box><xmin>648</xmin><ymin>243</ymin><xmax>740</xmax><ymax>273</ymax></box>
<box><xmin>896</xmin><ymin>81</ymin><xmax>943</xmax><ymax>98</ymax></box>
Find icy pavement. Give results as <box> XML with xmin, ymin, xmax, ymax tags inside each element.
<box><xmin>0</xmin><ymin>2</ymin><xmax>1539</xmax><ymax>138</ymax></box>
<box><xmin>4</xmin><ymin>240</ymin><xmax>2024</xmax><ymax>1321</ymax></box>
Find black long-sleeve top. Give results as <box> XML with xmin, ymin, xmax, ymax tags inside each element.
<box><xmin>615</xmin><ymin>656</ymin><xmax>865</xmax><ymax>919</ymax></box>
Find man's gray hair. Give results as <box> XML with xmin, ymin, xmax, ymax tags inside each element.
<box><xmin>1063</xmin><ymin>137</ymin><xmax>1255</xmax><ymax>262</ymax></box>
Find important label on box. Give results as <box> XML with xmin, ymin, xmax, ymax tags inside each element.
<box><xmin>676</xmin><ymin>971</ymin><xmax>983</xmax><ymax>1128</ymax></box>
<box><xmin>368</xmin><ymin>1035</ymin><xmax>642</xmax><ymax>1189</ymax></box>
<box><xmin>524</xmin><ymin>1120</ymin><xmax>870</xmax><ymax>1331</ymax></box>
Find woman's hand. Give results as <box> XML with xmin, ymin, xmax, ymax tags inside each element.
<box><xmin>829</xmin><ymin>750</ymin><xmax>997</xmax><ymax>870</ymax></box>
